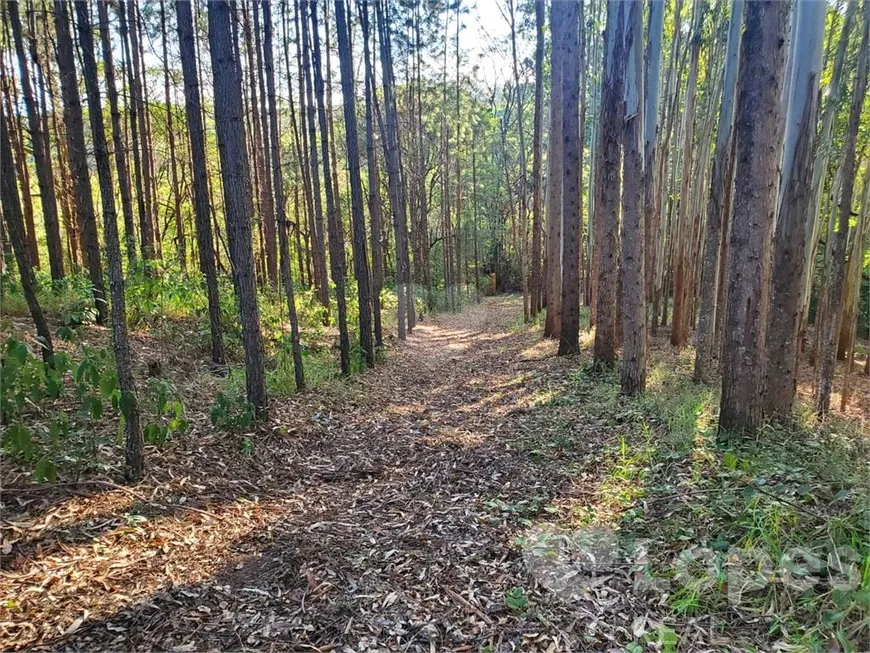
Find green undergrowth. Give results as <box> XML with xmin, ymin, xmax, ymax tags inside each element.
<box><xmin>525</xmin><ymin>346</ymin><xmax>869</xmax><ymax>651</ymax></box>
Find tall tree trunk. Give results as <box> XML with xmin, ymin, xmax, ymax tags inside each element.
<box><xmin>299</xmin><ymin>0</ymin><xmax>331</xmax><ymax>315</ymax></box>
<box><xmin>543</xmin><ymin>0</ymin><xmax>565</xmax><ymax>339</ymax></box>
<box><xmin>336</xmin><ymin>0</ymin><xmax>374</xmax><ymax>369</ymax></box>
<box><xmin>160</xmin><ymin>0</ymin><xmax>186</xmax><ymax>272</ymax></box>
<box><xmin>557</xmin><ymin>0</ymin><xmax>582</xmax><ymax>355</ymax></box>
<box><xmin>53</xmin><ymin>0</ymin><xmax>107</xmax><ymax>324</ymax></box>
<box><xmin>530</xmin><ymin>0</ymin><xmax>545</xmax><ymax>318</ymax></box>
<box><xmin>128</xmin><ymin>0</ymin><xmax>158</xmax><ymax>263</ymax></box>
<box><xmin>262</xmin><ymin>0</ymin><xmax>304</xmax><ymax>390</ymax></box>
<box><xmin>75</xmin><ymin>1</ymin><xmax>143</xmax><ymax>482</ymax></box>
<box><xmin>119</xmin><ymin>1</ymin><xmax>154</xmax><ymax>269</ymax></box>
<box><xmin>97</xmin><ymin>1</ymin><xmax>138</xmax><ymax>271</ymax></box>
<box><xmin>804</xmin><ymin>0</ymin><xmax>858</xmax><ymax>326</ymax></box>
<box><xmin>310</xmin><ymin>0</ymin><xmax>351</xmax><ymax>375</ymax></box>
<box><xmin>642</xmin><ymin>0</ymin><xmax>664</xmax><ymax>308</ymax></box>
<box><xmin>671</xmin><ymin>1</ymin><xmax>705</xmax><ymax>349</ymax></box>
<box><xmin>693</xmin><ymin>0</ymin><xmax>744</xmax><ymax>383</ymax></box>
<box><xmin>176</xmin><ymin>0</ymin><xmax>225</xmax><ymax>367</ymax></box>
<box><xmin>719</xmin><ymin>0</ymin><xmax>789</xmax><ymax>436</ymax></box>
<box><xmin>208</xmin><ymin>0</ymin><xmax>268</xmax><ymax>412</ymax></box>
<box><xmin>761</xmin><ymin>0</ymin><xmax>825</xmax><ymax>419</ymax></box>
<box><xmin>8</xmin><ymin>0</ymin><xmax>63</xmax><ymax>281</ymax></box>
<box><xmin>360</xmin><ymin>0</ymin><xmax>384</xmax><ymax>349</ymax></box>
<box><xmin>592</xmin><ymin>0</ymin><xmax>624</xmax><ymax>366</ymax></box>
<box><xmin>1</xmin><ymin>103</ymin><xmax>53</xmax><ymax>362</ymax></box>
<box><xmin>508</xmin><ymin>0</ymin><xmax>529</xmax><ymax>321</ymax></box>
<box><xmin>376</xmin><ymin>0</ymin><xmax>413</xmax><ymax>338</ymax></box>
<box><xmin>620</xmin><ymin>0</ymin><xmax>646</xmax><ymax>395</ymax></box>
<box><xmin>815</xmin><ymin>0</ymin><xmax>870</xmax><ymax>416</ymax></box>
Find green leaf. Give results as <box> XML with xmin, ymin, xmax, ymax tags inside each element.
<box><xmin>119</xmin><ymin>391</ymin><xmax>137</xmax><ymax>421</ymax></box>
<box><xmin>4</xmin><ymin>424</ymin><xmax>32</xmax><ymax>457</ymax></box>
<box><xmin>723</xmin><ymin>451</ymin><xmax>738</xmax><ymax>470</ymax></box>
<box><xmin>657</xmin><ymin>627</ymin><xmax>679</xmax><ymax>653</ymax></box>
<box><xmin>34</xmin><ymin>457</ymin><xmax>57</xmax><ymax>483</ymax></box>
<box><xmin>504</xmin><ymin>586</ymin><xmax>529</xmax><ymax>610</ymax></box>
<box><xmin>100</xmin><ymin>369</ymin><xmax>118</xmax><ymax>399</ymax></box>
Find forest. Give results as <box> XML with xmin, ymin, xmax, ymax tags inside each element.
<box><xmin>0</xmin><ymin>0</ymin><xmax>868</xmax><ymax>650</ymax></box>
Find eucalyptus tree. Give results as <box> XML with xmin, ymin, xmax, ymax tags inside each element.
<box><xmin>719</xmin><ymin>0</ymin><xmax>789</xmax><ymax>435</ymax></box>
<box><xmin>208</xmin><ymin>0</ymin><xmax>268</xmax><ymax>412</ymax></box>
<box><xmin>176</xmin><ymin>0</ymin><xmax>226</xmax><ymax>367</ymax></box>
<box><xmin>75</xmin><ymin>0</ymin><xmax>143</xmax><ymax>482</ymax></box>
<box><xmin>52</xmin><ymin>0</ymin><xmax>107</xmax><ymax>324</ymax></box>
<box><xmin>592</xmin><ymin>0</ymin><xmax>624</xmax><ymax>366</ymax></box>
<box><xmin>336</xmin><ymin>0</ymin><xmax>375</xmax><ymax>369</ymax></box>
<box><xmin>7</xmin><ymin>0</ymin><xmax>63</xmax><ymax>281</ymax></box>
<box><xmin>815</xmin><ymin>0</ymin><xmax>870</xmax><ymax>416</ymax></box>
<box><xmin>762</xmin><ymin>0</ymin><xmax>825</xmax><ymax>419</ymax></box>
<box><xmin>620</xmin><ymin>0</ymin><xmax>646</xmax><ymax>394</ymax></box>
<box><xmin>694</xmin><ymin>0</ymin><xmax>744</xmax><ymax>383</ymax></box>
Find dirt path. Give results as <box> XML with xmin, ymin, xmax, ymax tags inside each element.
<box><xmin>2</xmin><ymin>298</ymin><xmax>643</xmax><ymax>652</ymax></box>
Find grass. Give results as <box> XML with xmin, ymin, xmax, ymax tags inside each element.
<box><xmin>521</xmin><ymin>336</ymin><xmax>869</xmax><ymax>651</ymax></box>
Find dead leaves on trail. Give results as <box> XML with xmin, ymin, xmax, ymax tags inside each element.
<box><xmin>1</xmin><ymin>298</ymin><xmax>698</xmax><ymax>651</ymax></box>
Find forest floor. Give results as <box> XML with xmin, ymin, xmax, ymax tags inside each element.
<box><xmin>2</xmin><ymin>296</ymin><xmax>868</xmax><ymax>652</ymax></box>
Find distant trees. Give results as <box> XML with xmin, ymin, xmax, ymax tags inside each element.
<box><xmin>2</xmin><ymin>0</ymin><xmax>869</xmax><ymax>472</ymax></box>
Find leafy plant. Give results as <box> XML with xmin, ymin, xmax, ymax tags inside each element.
<box><xmin>209</xmin><ymin>392</ymin><xmax>254</xmax><ymax>432</ymax></box>
<box><xmin>504</xmin><ymin>586</ymin><xmax>529</xmax><ymax>611</ymax></box>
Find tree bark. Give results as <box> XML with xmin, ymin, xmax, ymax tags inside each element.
<box><xmin>53</xmin><ymin>0</ymin><xmax>107</xmax><ymax>324</ymax></box>
<box><xmin>543</xmin><ymin>0</ymin><xmax>565</xmax><ymax>339</ymax></box>
<box><xmin>8</xmin><ymin>0</ymin><xmax>63</xmax><ymax>281</ymax></box>
<box><xmin>693</xmin><ymin>0</ymin><xmax>744</xmax><ymax>383</ymax></box>
<box><xmin>592</xmin><ymin>0</ymin><xmax>624</xmax><ymax>366</ymax></box>
<box><xmin>176</xmin><ymin>0</ymin><xmax>225</xmax><ymax>367</ymax></box>
<box><xmin>719</xmin><ymin>0</ymin><xmax>789</xmax><ymax>436</ymax></box>
<box><xmin>529</xmin><ymin>0</ymin><xmax>545</xmax><ymax>318</ymax></box>
<box><xmin>761</xmin><ymin>0</ymin><xmax>825</xmax><ymax>419</ymax></box>
<box><xmin>557</xmin><ymin>0</ymin><xmax>582</xmax><ymax>355</ymax></box>
<box><xmin>262</xmin><ymin>0</ymin><xmax>304</xmax><ymax>390</ymax></box>
<box><xmin>1</xmin><ymin>103</ymin><xmax>53</xmax><ymax>362</ymax></box>
<box><xmin>815</xmin><ymin>0</ymin><xmax>870</xmax><ymax>416</ymax></box>
<box><xmin>208</xmin><ymin>0</ymin><xmax>268</xmax><ymax>412</ymax></box>
<box><xmin>620</xmin><ymin>0</ymin><xmax>646</xmax><ymax>394</ymax></box>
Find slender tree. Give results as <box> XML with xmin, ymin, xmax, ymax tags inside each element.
<box><xmin>208</xmin><ymin>0</ymin><xmax>268</xmax><ymax>412</ymax></box>
<box><xmin>558</xmin><ymin>0</ymin><xmax>582</xmax><ymax>356</ymax></box>
<box><xmin>336</xmin><ymin>0</ymin><xmax>375</xmax><ymax>368</ymax></box>
<box><xmin>762</xmin><ymin>0</ymin><xmax>825</xmax><ymax>419</ymax></box>
<box><xmin>671</xmin><ymin>1</ymin><xmax>706</xmax><ymax>349</ymax></box>
<box><xmin>8</xmin><ymin>0</ymin><xmax>63</xmax><ymax>281</ymax></box>
<box><xmin>75</xmin><ymin>1</ymin><xmax>143</xmax><ymax>482</ymax></box>
<box><xmin>53</xmin><ymin>0</ymin><xmax>107</xmax><ymax>324</ymax></box>
<box><xmin>1</xmin><ymin>103</ymin><xmax>53</xmax><ymax>362</ymax></box>
<box><xmin>693</xmin><ymin>0</ymin><xmax>744</xmax><ymax>383</ymax></box>
<box><xmin>360</xmin><ymin>0</ymin><xmax>385</xmax><ymax>349</ymax></box>
<box><xmin>719</xmin><ymin>0</ymin><xmax>789</xmax><ymax>435</ymax></box>
<box><xmin>815</xmin><ymin>0</ymin><xmax>870</xmax><ymax>416</ymax></box>
<box><xmin>529</xmin><ymin>0</ymin><xmax>545</xmax><ymax>317</ymax></box>
<box><xmin>176</xmin><ymin>0</ymin><xmax>225</xmax><ymax>367</ymax></box>
<box><xmin>96</xmin><ymin>1</ymin><xmax>138</xmax><ymax>271</ymax></box>
<box><xmin>310</xmin><ymin>0</ymin><xmax>351</xmax><ymax>375</ymax></box>
<box><xmin>263</xmin><ymin>0</ymin><xmax>304</xmax><ymax>389</ymax></box>
<box><xmin>620</xmin><ymin>0</ymin><xmax>646</xmax><ymax>395</ymax></box>
<box><xmin>642</xmin><ymin>0</ymin><xmax>665</xmax><ymax>307</ymax></box>
<box><xmin>543</xmin><ymin>0</ymin><xmax>565</xmax><ymax>339</ymax></box>
<box><xmin>592</xmin><ymin>0</ymin><xmax>624</xmax><ymax>366</ymax></box>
